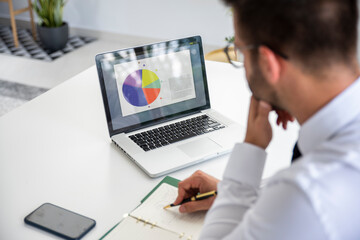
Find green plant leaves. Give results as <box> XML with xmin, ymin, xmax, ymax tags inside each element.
<box><xmin>225</xmin><ymin>36</ymin><xmax>234</xmax><ymax>44</ymax></box>
<box><xmin>32</xmin><ymin>0</ymin><xmax>67</xmax><ymax>27</ymax></box>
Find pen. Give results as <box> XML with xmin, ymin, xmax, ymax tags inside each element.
<box><xmin>163</xmin><ymin>190</ymin><xmax>217</xmax><ymax>209</ymax></box>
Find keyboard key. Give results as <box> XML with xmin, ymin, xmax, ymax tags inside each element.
<box><xmin>137</xmin><ymin>140</ymin><xmax>147</xmax><ymax>145</ymax></box>
<box><xmin>209</xmin><ymin>123</ymin><xmax>221</xmax><ymax>128</ymax></box>
<box><xmin>129</xmin><ymin>115</ymin><xmax>224</xmax><ymax>151</ymax></box>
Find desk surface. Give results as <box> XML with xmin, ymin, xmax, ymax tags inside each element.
<box><xmin>0</xmin><ymin>61</ymin><xmax>299</xmax><ymax>239</ymax></box>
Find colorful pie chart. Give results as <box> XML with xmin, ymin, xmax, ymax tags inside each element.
<box><xmin>122</xmin><ymin>69</ymin><xmax>161</xmax><ymax>107</ymax></box>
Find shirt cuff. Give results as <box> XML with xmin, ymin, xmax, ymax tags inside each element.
<box><xmin>223</xmin><ymin>142</ymin><xmax>267</xmax><ymax>188</ymax></box>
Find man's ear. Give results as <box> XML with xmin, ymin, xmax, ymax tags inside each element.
<box><xmin>258</xmin><ymin>46</ymin><xmax>281</xmax><ymax>85</ymax></box>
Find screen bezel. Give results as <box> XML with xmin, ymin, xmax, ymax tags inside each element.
<box><xmin>24</xmin><ymin>203</ymin><xmax>96</xmax><ymax>240</ymax></box>
<box><xmin>95</xmin><ymin>35</ymin><xmax>210</xmax><ymax>137</ymax></box>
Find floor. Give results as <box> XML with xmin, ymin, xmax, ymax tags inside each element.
<box><xmin>0</xmin><ymin>79</ymin><xmax>47</xmax><ymax>116</ymax></box>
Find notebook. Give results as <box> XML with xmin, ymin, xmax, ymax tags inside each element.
<box><xmin>95</xmin><ymin>36</ymin><xmax>244</xmax><ymax>177</ymax></box>
<box><xmin>101</xmin><ymin>176</ymin><xmax>206</xmax><ymax>240</ymax></box>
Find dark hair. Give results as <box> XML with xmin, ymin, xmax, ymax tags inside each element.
<box><xmin>223</xmin><ymin>0</ymin><xmax>358</xmax><ymax>71</ymax></box>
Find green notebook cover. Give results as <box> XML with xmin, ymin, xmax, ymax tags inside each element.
<box><xmin>100</xmin><ymin>176</ymin><xmax>180</xmax><ymax>240</ymax></box>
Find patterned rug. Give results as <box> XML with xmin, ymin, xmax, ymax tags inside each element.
<box><xmin>0</xmin><ymin>25</ymin><xmax>96</xmax><ymax>61</ymax></box>
<box><xmin>0</xmin><ymin>79</ymin><xmax>48</xmax><ymax>117</ymax></box>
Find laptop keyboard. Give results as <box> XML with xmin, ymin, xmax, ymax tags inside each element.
<box><xmin>129</xmin><ymin>115</ymin><xmax>225</xmax><ymax>152</ymax></box>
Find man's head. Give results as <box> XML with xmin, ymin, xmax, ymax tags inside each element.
<box><xmin>223</xmin><ymin>0</ymin><xmax>359</xmax><ymax>120</ymax></box>
<box><xmin>224</xmin><ymin>0</ymin><xmax>358</xmax><ymax>71</ymax></box>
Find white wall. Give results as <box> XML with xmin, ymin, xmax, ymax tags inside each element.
<box><xmin>1</xmin><ymin>0</ymin><xmax>360</xmax><ymax>58</ymax></box>
<box><xmin>0</xmin><ymin>0</ymin><xmax>234</xmax><ymax>47</ymax></box>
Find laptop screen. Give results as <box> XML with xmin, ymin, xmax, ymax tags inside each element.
<box><xmin>95</xmin><ymin>36</ymin><xmax>210</xmax><ymax>136</ymax></box>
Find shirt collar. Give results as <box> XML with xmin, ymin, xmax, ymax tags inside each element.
<box><xmin>298</xmin><ymin>76</ymin><xmax>360</xmax><ymax>155</ymax></box>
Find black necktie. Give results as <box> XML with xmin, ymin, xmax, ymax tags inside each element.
<box><xmin>291</xmin><ymin>142</ymin><xmax>302</xmax><ymax>163</ymax></box>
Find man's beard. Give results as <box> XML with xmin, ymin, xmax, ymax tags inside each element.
<box><xmin>248</xmin><ymin>61</ymin><xmax>283</xmax><ymax>111</ymax></box>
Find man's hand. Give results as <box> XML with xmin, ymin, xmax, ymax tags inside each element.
<box><xmin>244</xmin><ymin>96</ymin><xmax>273</xmax><ymax>149</ymax></box>
<box><xmin>275</xmin><ymin>109</ymin><xmax>295</xmax><ymax>130</ymax></box>
<box><xmin>173</xmin><ymin>170</ymin><xmax>219</xmax><ymax>213</ymax></box>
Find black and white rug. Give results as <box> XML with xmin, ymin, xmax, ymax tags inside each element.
<box><xmin>0</xmin><ymin>25</ymin><xmax>96</xmax><ymax>61</ymax></box>
<box><xmin>0</xmin><ymin>79</ymin><xmax>48</xmax><ymax>117</ymax></box>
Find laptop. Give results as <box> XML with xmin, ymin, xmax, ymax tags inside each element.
<box><xmin>95</xmin><ymin>36</ymin><xmax>244</xmax><ymax>178</ymax></box>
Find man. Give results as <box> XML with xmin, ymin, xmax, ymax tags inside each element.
<box><xmin>173</xmin><ymin>0</ymin><xmax>360</xmax><ymax>239</ymax></box>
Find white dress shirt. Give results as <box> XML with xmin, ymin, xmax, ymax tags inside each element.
<box><xmin>200</xmin><ymin>77</ymin><xmax>360</xmax><ymax>240</ymax></box>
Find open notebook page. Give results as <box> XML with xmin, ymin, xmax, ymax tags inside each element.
<box><xmin>102</xmin><ymin>215</ymin><xmax>180</xmax><ymax>240</ymax></box>
<box><xmin>131</xmin><ymin>183</ymin><xmax>206</xmax><ymax>239</ymax></box>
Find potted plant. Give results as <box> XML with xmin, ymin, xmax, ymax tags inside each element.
<box><xmin>33</xmin><ymin>0</ymin><xmax>68</xmax><ymax>52</ymax></box>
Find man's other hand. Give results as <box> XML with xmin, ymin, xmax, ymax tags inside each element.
<box><xmin>174</xmin><ymin>170</ymin><xmax>219</xmax><ymax>213</ymax></box>
<box><xmin>275</xmin><ymin>109</ymin><xmax>295</xmax><ymax>130</ymax></box>
<box><xmin>244</xmin><ymin>96</ymin><xmax>272</xmax><ymax>149</ymax></box>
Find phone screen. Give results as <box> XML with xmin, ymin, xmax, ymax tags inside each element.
<box><xmin>25</xmin><ymin>203</ymin><xmax>96</xmax><ymax>240</ymax></box>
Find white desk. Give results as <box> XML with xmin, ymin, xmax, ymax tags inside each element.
<box><xmin>0</xmin><ymin>61</ymin><xmax>299</xmax><ymax>239</ymax></box>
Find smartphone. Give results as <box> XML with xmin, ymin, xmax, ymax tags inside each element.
<box><xmin>24</xmin><ymin>203</ymin><xmax>96</xmax><ymax>240</ymax></box>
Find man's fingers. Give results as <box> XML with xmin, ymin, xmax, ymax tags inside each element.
<box><xmin>276</xmin><ymin>111</ymin><xmax>283</xmax><ymax>126</ymax></box>
<box><xmin>174</xmin><ymin>185</ymin><xmax>196</xmax><ymax>205</ymax></box>
<box><xmin>258</xmin><ymin>101</ymin><xmax>271</xmax><ymax>119</ymax></box>
<box><xmin>275</xmin><ymin>109</ymin><xmax>295</xmax><ymax>129</ymax></box>
<box><xmin>283</xmin><ymin>121</ymin><xmax>288</xmax><ymax>130</ymax></box>
<box><xmin>179</xmin><ymin>198</ymin><xmax>214</xmax><ymax>213</ymax></box>
<box><xmin>248</xmin><ymin>96</ymin><xmax>259</xmax><ymax>121</ymax></box>
<box><xmin>174</xmin><ymin>176</ymin><xmax>202</xmax><ymax>205</ymax></box>
<box><xmin>174</xmin><ymin>188</ymin><xmax>187</xmax><ymax>205</ymax></box>
<box><xmin>174</xmin><ymin>171</ymin><xmax>219</xmax><ymax>213</ymax></box>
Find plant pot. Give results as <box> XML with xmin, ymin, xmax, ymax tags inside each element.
<box><xmin>37</xmin><ymin>22</ymin><xmax>69</xmax><ymax>52</ymax></box>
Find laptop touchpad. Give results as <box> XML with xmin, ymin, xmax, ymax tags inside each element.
<box><xmin>178</xmin><ymin>138</ymin><xmax>222</xmax><ymax>158</ymax></box>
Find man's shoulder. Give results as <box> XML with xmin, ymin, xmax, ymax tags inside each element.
<box><xmin>266</xmin><ymin>141</ymin><xmax>360</xmax><ymax>208</ymax></box>
<box><xmin>269</xmin><ymin>144</ymin><xmax>360</xmax><ymax>187</ymax></box>
<box><xmin>285</xmin><ymin>119</ymin><xmax>360</xmax><ymax>186</ymax></box>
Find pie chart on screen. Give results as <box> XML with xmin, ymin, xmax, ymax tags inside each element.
<box><xmin>122</xmin><ymin>69</ymin><xmax>161</xmax><ymax>107</ymax></box>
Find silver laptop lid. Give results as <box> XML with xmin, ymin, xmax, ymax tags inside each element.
<box><xmin>95</xmin><ymin>36</ymin><xmax>210</xmax><ymax>137</ymax></box>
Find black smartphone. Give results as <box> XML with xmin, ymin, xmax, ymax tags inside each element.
<box><xmin>24</xmin><ymin>203</ymin><xmax>96</xmax><ymax>240</ymax></box>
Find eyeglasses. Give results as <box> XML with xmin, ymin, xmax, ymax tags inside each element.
<box><xmin>224</xmin><ymin>43</ymin><xmax>289</xmax><ymax>68</ymax></box>
<box><xmin>224</xmin><ymin>44</ymin><xmax>257</xmax><ymax>68</ymax></box>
